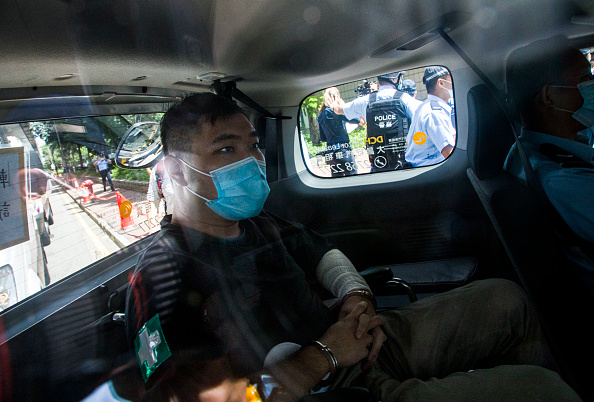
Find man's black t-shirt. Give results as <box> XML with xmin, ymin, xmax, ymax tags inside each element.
<box><xmin>125</xmin><ymin>211</ymin><xmax>336</xmax><ymax>375</ymax></box>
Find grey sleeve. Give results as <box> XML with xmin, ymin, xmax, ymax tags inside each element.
<box><xmin>315</xmin><ymin>249</ymin><xmax>371</xmax><ymax>300</ymax></box>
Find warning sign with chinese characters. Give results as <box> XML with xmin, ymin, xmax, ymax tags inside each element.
<box><xmin>0</xmin><ymin>147</ymin><xmax>29</xmax><ymax>251</ymax></box>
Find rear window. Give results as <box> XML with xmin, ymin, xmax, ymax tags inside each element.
<box><xmin>298</xmin><ymin>66</ymin><xmax>456</xmax><ymax>177</ymax></box>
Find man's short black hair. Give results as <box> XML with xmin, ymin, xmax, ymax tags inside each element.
<box><xmin>506</xmin><ymin>36</ymin><xmax>583</xmax><ymax>115</ymax></box>
<box><xmin>425</xmin><ymin>74</ymin><xmax>450</xmax><ymax>94</ymax></box>
<box><xmin>161</xmin><ymin>93</ymin><xmax>247</xmax><ymax>155</ymax></box>
<box><xmin>423</xmin><ymin>66</ymin><xmax>449</xmax><ymax>94</ymax></box>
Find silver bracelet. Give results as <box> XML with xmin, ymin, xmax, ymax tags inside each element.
<box><xmin>308</xmin><ymin>340</ymin><xmax>338</xmax><ymax>386</ymax></box>
<box><xmin>342</xmin><ymin>288</ymin><xmax>377</xmax><ymax>310</ymax></box>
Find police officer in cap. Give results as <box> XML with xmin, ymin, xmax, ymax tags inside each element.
<box><xmin>330</xmin><ymin>72</ymin><xmax>421</xmax><ymax>171</ymax></box>
<box><xmin>402</xmin><ymin>79</ymin><xmax>422</xmax><ymax>116</ymax></box>
<box><xmin>405</xmin><ymin>66</ymin><xmax>456</xmax><ymax>167</ymax></box>
<box><xmin>402</xmin><ymin>79</ymin><xmax>417</xmax><ymax>97</ymax></box>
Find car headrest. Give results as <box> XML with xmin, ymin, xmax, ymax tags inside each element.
<box><xmin>467</xmin><ymin>84</ymin><xmax>516</xmax><ymax>180</ymax></box>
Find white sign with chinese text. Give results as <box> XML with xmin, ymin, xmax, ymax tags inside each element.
<box><xmin>0</xmin><ymin>147</ymin><xmax>29</xmax><ymax>251</ymax></box>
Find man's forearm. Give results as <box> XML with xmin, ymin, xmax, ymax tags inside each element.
<box><xmin>265</xmin><ymin>345</ymin><xmax>331</xmax><ymax>400</ymax></box>
<box><xmin>259</xmin><ymin>302</ymin><xmax>378</xmax><ymax>400</ymax></box>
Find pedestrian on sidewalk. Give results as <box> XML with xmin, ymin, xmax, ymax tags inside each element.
<box><xmin>94</xmin><ymin>152</ymin><xmax>115</xmax><ymax>192</ymax></box>
<box><xmin>147</xmin><ymin>160</ymin><xmax>174</xmax><ymax>216</ymax></box>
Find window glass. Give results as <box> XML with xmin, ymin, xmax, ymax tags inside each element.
<box><xmin>0</xmin><ymin>113</ymin><xmax>165</xmax><ymax>312</ymax></box>
<box><xmin>580</xmin><ymin>47</ymin><xmax>594</xmax><ymax>75</ymax></box>
<box><xmin>299</xmin><ymin>66</ymin><xmax>456</xmax><ymax>177</ymax></box>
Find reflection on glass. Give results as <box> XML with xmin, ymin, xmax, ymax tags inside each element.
<box><xmin>116</xmin><ymin>122</ymin><xmax>163</xmax><ymax>169</ymax></box>
<box><xmin>299</xmin><ymin>66</ymin><xmax>456</xmax><ymax>177</ymax></box>
<box><xmin>0</xmin><ymin>114</ymin><xmax>165</xmax><ymax>312</ymax></box>
<box><xmin>0</xmin><ymin>265</ymin><xmax>17</xmax><ymax>311</ymax></box>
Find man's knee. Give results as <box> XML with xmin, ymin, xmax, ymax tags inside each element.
<box><xmin>392</xmin><ymin>365</ymin><xmax>579</xmax><ymax>402</ymax></box>
<box><xmin>472</xmin><ymin>278</ymin><xmax>529</xmax><ymax>317</ymax></box>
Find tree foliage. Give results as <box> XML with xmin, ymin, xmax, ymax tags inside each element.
<box><xmin>28</xmin><ymin>113</ymin><xmax>164</xmax><ymax>174</ymax></box>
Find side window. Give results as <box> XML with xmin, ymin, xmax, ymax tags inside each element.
<box><xmin>0</xmin><ymin>114</ymin><xmax>164</xmax><ymax>312</ymax></box>
<box><xmin>299</xmin><ymin>66</ymin><xmax>456</xmax><ymax>177</ymax></box>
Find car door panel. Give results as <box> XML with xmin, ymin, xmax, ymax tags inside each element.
<box><xmin>266</xmin><ymin>150</ymin><xmax>498</xmax><ymax>272</ymax></box>
<box><xmin>1</xmin><ymin>239</ymin><xmax>149</xmax><ymax>401</ymax></box>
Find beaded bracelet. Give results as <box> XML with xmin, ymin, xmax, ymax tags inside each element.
<box><xmin>307</xmin><ymin>340</ymin><xmax>338</xmax><ymax>386</ymax></box>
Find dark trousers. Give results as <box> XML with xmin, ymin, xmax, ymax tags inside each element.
<box><xmin>99</xmin><ymin>169</ymin><xmax>114</xmax><ymax>191</ymax></box>
<box><xmin>333</xmin><ymin>279</ymin><xmax>580</xmax><ymax>401</ymax></box>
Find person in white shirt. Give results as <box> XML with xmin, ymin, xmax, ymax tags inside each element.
<box><xmin>146</xmin><ymin>160</ymin><xmax>175</xmax><ymax>216</ymax></box>
<box><xmin>93</xmin><ymin>153</ymin><xmax>115</xmax><ymax>191</ymax></box>
<box><xmin>405</xmin><ymin>66</ymin><xmax>456</xmax><ymax>167</ymax></box>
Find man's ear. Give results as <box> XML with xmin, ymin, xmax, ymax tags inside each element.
<box><xmin>163</xmin><ymin>155</ymin><xmax>187</xmax><ymax>187</ymax></box>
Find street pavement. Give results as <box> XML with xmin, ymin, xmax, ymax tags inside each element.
<box><xmin>62</xmin><ymin>177</ymin><xmax>164</xmax><ymax>248</ymax></box>
<box><xmin>43</xmin><ymin>186</ymin><xmax>121</xmax><ymax>283</ymax></box>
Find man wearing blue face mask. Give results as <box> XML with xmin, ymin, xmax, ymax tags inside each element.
<box><xmin>124</xmin><ymin>93</ymin><xmax>578</xmax><ymax>402</ymax></box>
<box><xmin>505</xmin><ymin>37</ymin><xmax>594</xmax><ymax>246</ymax></box>
<box><xmin>124</xmin><ymin>92</ymin><xmax>386</xmax><ymax>397</ymax></box>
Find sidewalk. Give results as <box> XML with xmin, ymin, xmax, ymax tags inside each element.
<box><xmin>61</xmin><ymin>176</ymin><xmax>163</xmax><ymax>248</ymax></box>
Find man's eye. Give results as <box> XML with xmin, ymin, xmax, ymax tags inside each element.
<box><xmin>220</xmin><ymin>146</ymin><xmax>234</xmax><ymax>153</ymax></box>
<box><xmin>251</xmin><ymin>142</ymin><xmax>260</xmax><ymax>149</ymax></box>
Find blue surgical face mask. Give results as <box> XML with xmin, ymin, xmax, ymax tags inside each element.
<box><xmin>178</xmin><ymin>156</ymin><xmax>270</xmax><ymax>220</ymax></box>
<box><xmin>551</xmin><ymin>80</ymin><xmax>594</xmax><ymax>127</ymax></box>
<box><xmin>573</xmin><ymin>80</ymin><xmax>594</xmax><ymax>128</ymax></box>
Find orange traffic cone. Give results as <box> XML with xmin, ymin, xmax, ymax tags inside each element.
<box><xmin>81</xmin><ymin>187</ymin><xmax>92</xmax><ymax>204</ymax></box>
<box><xmin>116</xmin><ymin>191</ymin><xmax>137</xmax><ymax>231</ymax></box>
<box><xmin>80</xmin><ymin>179</ymin><xmax>95</xmax><ymax>204</ymax></box>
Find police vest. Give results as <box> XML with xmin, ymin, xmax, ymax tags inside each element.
<box><xmin>365</xmin><ymin>91</ymin><xmax>409</xmax><ymax>170</ymax></box>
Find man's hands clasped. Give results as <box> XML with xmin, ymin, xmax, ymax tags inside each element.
<box><xmin>320</xmin><ymin>298</ymin><xmax>387</xmax><ymax>370</ymax></box>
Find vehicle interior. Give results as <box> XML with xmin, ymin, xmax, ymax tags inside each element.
<box><xmin>1</xmin><ymin>0</ymin><xmax>593</xmax><ymax>401</ymax></box>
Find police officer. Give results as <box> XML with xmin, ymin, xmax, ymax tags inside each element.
<box><xmin>402</xmin><ymin>79</ymin><xmax>422</xmax><ymax>117</ymax></box>
<box><xmin>405</xmin><ymin>66</ymin><xmax>456</xmax><ymax>167</ymax></box>
<box><xmin>330</xmin><ymin>72</ymin><xmax>422</xmax><ymax>171</ymax></box>
<box><xmin>402</xmin><ymin>79</ymin><xmax>417</xmax><ymax>97</ymax></box>
<box><xmin>93</xmin><ymin>152</ymin><xmax>115</xmax><ymax>191</ymax></box>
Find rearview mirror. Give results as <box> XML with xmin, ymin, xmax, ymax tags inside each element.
<box><xmin>115</xmin><ymin>121</ymin><xmax>162</xmax><ymax>169</ymax></box>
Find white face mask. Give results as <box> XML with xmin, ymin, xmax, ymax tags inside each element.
<box><xmin>441</xmin><ymin>79</ymin><xmax>454</xmax><ymax>100</ymax></box>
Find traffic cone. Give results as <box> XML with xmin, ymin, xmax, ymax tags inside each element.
<box><xmin>81</xmin><ymin>179</ymin><xmax>95</xmax><ymax>204</ymax></box>
<box><xmin>81</xmin><ymin>187</ymin><xmax>92</xmax><ymax>204</ymax></box>
<box><xmin>116</xmin><ymin>191</ymin><xmax>137</xmax><ymax>231</ymax></box>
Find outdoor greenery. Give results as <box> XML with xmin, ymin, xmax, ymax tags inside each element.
<box><xmin>110</xmin><ymin>166</ymin><xmax>150</xmax><ymax>181</ymax></box>
<box><xmin>30</xmin><ymin>113</ymin><xmax>163</xmax><ymax>178</ymax></box>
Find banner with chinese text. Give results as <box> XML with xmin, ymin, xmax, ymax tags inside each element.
<box><xmin>0</xmin><ymin>147</ymin><xmax>29</xmax><ymax>251</ymax></box>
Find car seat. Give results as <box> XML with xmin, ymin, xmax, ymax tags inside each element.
<box><xmin>466</xmin><ymin>83</ymin><xmax>594</xmax><ymax>398</ymax></box>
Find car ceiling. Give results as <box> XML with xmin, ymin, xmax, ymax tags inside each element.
<box><xmin>1</xmin><ymin>0</ymin><xmax>594</xmax><ymax>111</ymax></box>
